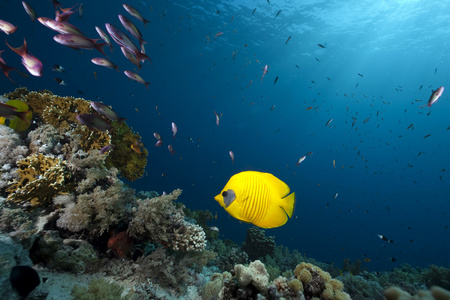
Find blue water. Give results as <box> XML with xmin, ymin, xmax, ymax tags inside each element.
<box><xmin>1</xmin><ymin>0</ymin><xmax>449</xmax><ymax>272</ymax></box>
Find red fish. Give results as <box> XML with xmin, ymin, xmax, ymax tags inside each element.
<box><xmin>118</xmin><ymin>14</ymin><xmax>146</xmax><ymax>51</ymax></box>
<box><xmin>168</xmin><ymin>144</ymin><xmax>174</xmax><ymax>155</ymax></box>
<box><xmin>105</xmin><ymin>23</ymin><xmax>150</xmax><ymax>63</ymax></box>
<box><xmin>6</xmin><ymin>38</ymin><xmax>43</xmax><ymax>77</ymax></box>
<box><xmin>120</xmin><ymin>47</ymin><xmax>141</xmax><ymax>70</ymax></box>
<box><xmin>172</xmin><ymin>122</ymin><xmax>177</xmax><ymax>138</ymax></box>
<box><xmin>95</xmin><ymin>26</ymin><xmax>113</xmax><ymax>52</ymax></box>
<box><xmin>53</xmin><ymin>34</ymin><xmax>107</xmax><ymax>56</ymax></box>
<box><xmin>22</xmin><ymin>1</ymin><xmax>37</xmax><ymax>21</ymax></box>
<box><xmin>91</xmin><ymin>58</ymin><xmax>119</xmax><ymax>71</ymax></box>
<box><xmin>214</xmin><ymin>111</ymin><xmax>220</xmax><ymax>126</ymax></box>
<box><xmin>123</xmin><ymin>4</ymin><xmax>150</xmax><ymax>26</ymax></box>
<box><xmin>261</xmin><ymin>64</ymin><xmax>268</xmax><ymax>82</ymax></box>
<box><xmin>55</xmin><ymin>4</ymin><xmax>78</xmax><ymax>22</ymax></box>
<box><xmin>0</xmin><ymin>19</ymin><xmax>17</xmax><ymax>35</ymax></box>
<box><xmin>124</xmin><ymin>70</ymin><xmax>150</xmax><ymax>88</ymax></box>
<box><xmin>420</xmin><ymin>86</ymin><xmax>444</xmax><ymax>108</ymax></box>
<box><xmin>38</xmin><ymin>17</ymin><xmax>84</xmax><ymax>36</ymax></box>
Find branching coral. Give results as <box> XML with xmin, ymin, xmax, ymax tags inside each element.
<box><xmin>128</xmin><ymin>189</ymin><xmax>207</xmax><ymax>252</ymax></box>
<box><xmin>0</xmin><ymin>126</ymin><xmax>28</xmax><ymax>189</ymax></box>
<box><xmin>56</xmin><ymin>180</ymin><xmax>135</xmax><ymax>235</ymax></box>
<box><xmin>6</xmin><ymin>153</ymin><xmax>72</xmax><ymax>207</ymax></box>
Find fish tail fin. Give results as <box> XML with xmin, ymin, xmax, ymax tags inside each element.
<box><xmin>136</xmin><ymin>51</ymin><xmax>151</xmax><ymax>64</ymax></box>
<box><xmin>1</xmin><ymin>64</ymin><xmax>17</xmax><ymax>84</ymax></box>
<box><xmin>5</xmin><ymin>38</ymin><xmax>27</xmax><ymax>57</ymax></box>
<box><xmin>280</xmin><ymin>192</ymin><xmax>296</xmax><ymax>218</ymax></box>
<box><xmin>95</xmin><ymin>42</ymin><xmax>108</xmax><ymax>57</ymax></box>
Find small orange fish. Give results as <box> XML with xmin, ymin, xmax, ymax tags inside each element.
<box><xmin>131</xmin><ymin>144</ymin><xmax>141</xmax><ymax>154</ymax></box>
<box><xmin>333</xmin><ymin>160</ymin><xmax>336</xmax><ymax>168</ymax></box>
<box><xmin>364</xmin><ymin>258</ymin><xmax>371</xmax><ymax>262</ymax></box>
<box><xmin>306</xmin><ymin>106</ymin><xmax>313</xmax><ymax>110</ymax></box>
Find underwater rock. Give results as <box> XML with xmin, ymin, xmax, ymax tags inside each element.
<box><xmin>10</xmin><ymin>265</ymin><xmax>40</xmax><ymax>297</ymax></box>
<box><xmin>0</xmin><ymin>234</ymin><xmax>33</xmax><ymax>299</ymax></box>
<box><xmin>30</xmin><ymin>231</ymin><xmax>98</xmax><ymax>273</ymax></box>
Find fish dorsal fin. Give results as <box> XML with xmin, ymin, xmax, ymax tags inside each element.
<box><xmin>259</xmin><ymin>172</ymin><xmax>290</xmax><ymax>198</ymax></box>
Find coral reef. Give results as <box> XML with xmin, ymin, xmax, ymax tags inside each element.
<box><xmin>128</xmin><ymin>189</ymin><xmax>207</xmax><ymax>252</ymax></box>
<box><xmin>71</xmin><ymin>278</ymin><xmax>130</xmax><ymax>300</ymax></box>
<box><xmin>384</xmin><ymin>286</ymin><xmax>450</xmax><ymax>300</ymax></box>
<box><xmin>6</xmin><ymin>153</ymin><xmax>72</xmax><ymax>207</ymax></box>
<box><xmin>105</xmin><ymin>120</ymin><xmax>147</xmax><ymax>181</ymax></box>
<box><xmin>0</xmin><ymin>126</ymin><xmax>28</xmax><ymax>189</ymax></box>
<box><xmin>3</xmin><ymin>88</ymin><xmax>147</xmax><ymax>181</ymax></box>
<box><xmin>293</xmin><ymin>262</ymin><xmax>351</xmax><ymax>300</ymax></box>
<box><xmin>241</xmin><ymin>226</ymin><xmax>276</xmax><ymax>260</ymax></box>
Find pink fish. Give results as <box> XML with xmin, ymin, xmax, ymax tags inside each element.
<box><xmin>155</xmin><ymin>140</ymin><xmax>163</xmax><ymax>147</ymax></box>
<box><xmin>123</xmin><ymin>4</ymin><xmax>150</xmax><ymax>26</ymax></box>
<box><xmin>261</xmin><ymin>64</ymin><xmax>268</xmax><ymax>82</ymax></box>
<box><xmin>118</xmin><ymin>14</ymin><xmax>146</xmax><ymax>51</ymax></box>
<box><xmin>168</xmin><ymin>144</ymin><xmax>174</xmax><ymax>155</ymax></box>
<box><xmin>420</xmin><ymin>86</ymin><xmax>444</xmax><ymax>108</ymax></box>
<box><xmin>0</xmin><ymin>19</ymin><xmax>17</xmax><ymax>35</ymax></box>
<box><xmin>6</xmin><ymin>38</ymin><xmax>43</xmax><ymax>77</ymax></box>
<box><xmin>91</xmin><ymin>57</ymin><xmax>119</xmax><ymax>71</ymax></box>
<box><xmin>95</xmin><ymin>26</ymin><xmax>113</xmax><ymax>52</ymax></box>
<box><xmin>214</xmin><ymin>111</ymin><xmax>220</xmax><ymax>126</ymax></box>
<box><xmin>99</xmin><ymin>144</ymin><xmax>115</xmax><ymax>154</ymax></box>
<box><xmin>55</xmin><ymin>4</ymin><xmax>78</xmax><ymax>22</ymax></box>
<box><xmin>124</xmin><ymin>70</ymin><xmax>150</xmax><ymax>88</ymax></box>
<box><xmin>120</xmin><ymin>47</ymin><xmax>141</xmax><ymax>70</ymax></box>
<box><xmin>171</xmin><ymin>122</ymin><xmax>177</xmax><ymax>139</ymax></box>
<box><xmin>0</xmin><ymin>50</ymin><xmax>18</xmax><ymax>83</ymax></box>
<box><xmin>214</xmin><ymin>32</ymin><xmax>224</xmax><ymax>39</ymax></box>
<box><xmin>22</xmin><ymin>1</ymin><xmax>37</xmax><ymax>21</ymax></box>
<box><xmin>53</xmin><ymin>34</ymin><xmax>107</xmax><ymax>56</ymax></box>
<box><xmin>296</xmin><ymin>156</ymin><xmax>306</xmax><ymax>166</ymax></box>
<box><xmin>76</xmin><ymin>113</ymin><xmax>112</xmax><ymax>132</ymax></box>
<box><xmin>38</xmin><ymin>18</ymin><xmax>84</xmax><ymax>36</ymax></box>
<box><xmin>153</xmin><ymin>132</ymin><xmax>161</xmax><ymax>140</ymax></box>
<box><xmin>229</xmin><ymin>150</ymin><xmax>234</xmax><ymax>163</ymax></box>
<box><xmin>105</xmin><ymin>23</ymin><xmax>150</xmax><ymax>63</ymax></box>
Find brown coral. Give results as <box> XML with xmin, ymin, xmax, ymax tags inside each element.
<box><xmin>6</xmin><ymin>153</ymin><xmax>72</xmax><ymax>206</ymax></box>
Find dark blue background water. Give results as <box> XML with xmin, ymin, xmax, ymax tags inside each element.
<box><xmin>1</xmin><ymin>0</ymin><xmax>449</xmax><ymax>271</ymax></box>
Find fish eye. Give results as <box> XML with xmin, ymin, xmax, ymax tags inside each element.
<box><xmin>222</xmin><ymin>191</ymin><xmax>228</xmax><ymax>197</ymax></box>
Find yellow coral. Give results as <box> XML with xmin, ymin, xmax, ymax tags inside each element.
<box><xmin>287</xmin><ymin>278</ymin><xmax>303</xmax><ymax>294</ymax></box>
<box><xmin>6</xmin><ymin>154</ymin><xmax>72</xmax><ymax>206</ymax></box>
<box><xmin>322</xmin><ymin>288</ymin><xmax>335</xmax><ymax>300</ymax></box>
<box><xmin>329</xmin><ymin>279</ymin><xmax>344</xmax><ymax>291</ymax></box>
<box><xmin>298</xmin><ymin>269</ymin><xmax>312</xmax><ymax>284</ymax></box>
<box><xmin>70</xmin><ymin>126</ymin><xmax>111</xmax><ymax>152</ymax></box>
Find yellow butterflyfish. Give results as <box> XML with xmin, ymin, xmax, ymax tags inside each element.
<box><xmin>214</xmin><ymin>171</ymin><xmax>295</xmax><ymax>228</ymax></box>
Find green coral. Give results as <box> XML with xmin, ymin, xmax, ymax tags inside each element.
<box><xmin>105</xmin><ymin>121</ymin><xmax>147</xmax><ymax>181</ymax></box>
<box><xmin>71</xmin><ymin>278</ymin><xmax>130</xmax><ymax>300</ymax></box>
